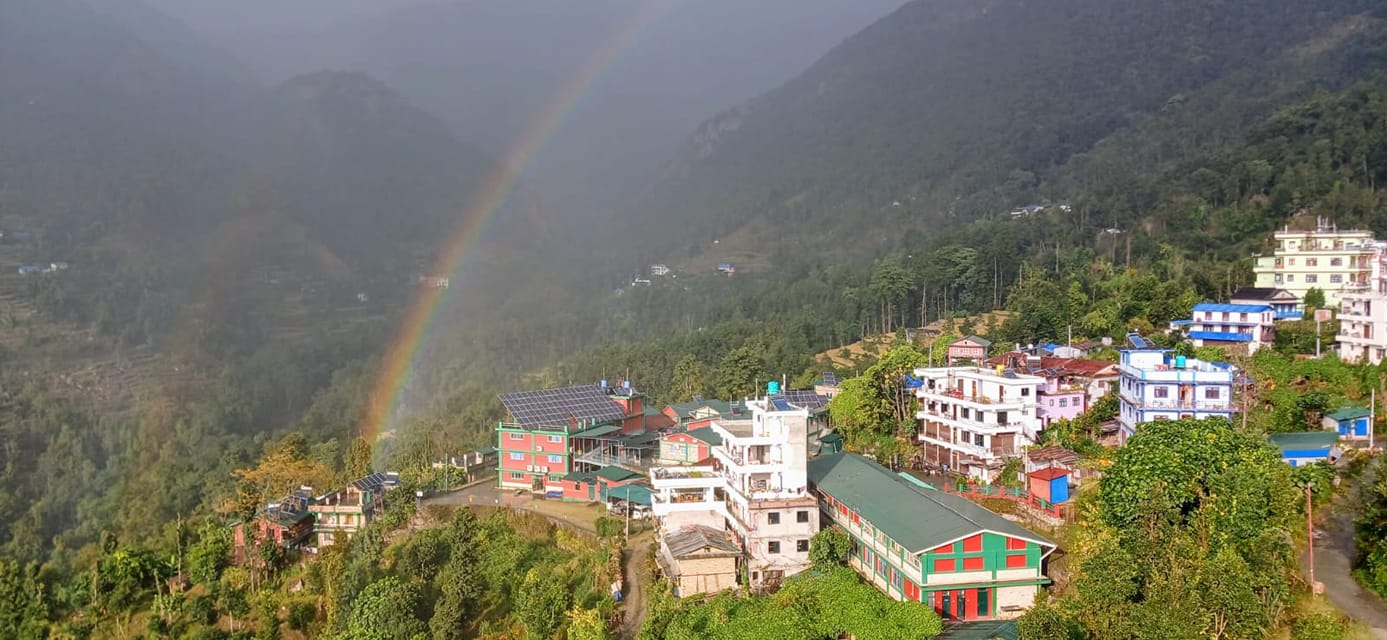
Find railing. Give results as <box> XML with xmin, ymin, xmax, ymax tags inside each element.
<box><xmin>1120</xmin><ymin>392</ymin><xmax>1233</xmax><ymax>412</ymax></box>
<box><xmin>944</xmin><ymin>482</ymin><xmax>1066</xmax><ymax>519</ymax></box>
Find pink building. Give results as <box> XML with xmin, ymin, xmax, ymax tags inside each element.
<box><xmin>986</xmin><ymin>353</ymin><xmax>1119</xmax><ymax>428</ymax></box>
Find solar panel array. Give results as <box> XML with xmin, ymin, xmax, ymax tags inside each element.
<box><xmin>500</xmin><ymin>384</ymin><xmax>628</xmax><ymax>428</ymax></box>
<box><xmin>351</xmin><ymin>472</ymin><xmax>389</xmax><ymax>493</ymax></box>
<box><xmin>821</xmin><ymin>372</ymin><xmax>839</xmax><ymax>386</ymax></box>
<box><xmin>777</xmin><ymin>390</ymin><xmax>830</xmax><ymax>412</ymax></box>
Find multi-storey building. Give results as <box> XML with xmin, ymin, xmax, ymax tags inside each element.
<box><xmin>1170</xmin><ymin>302</ymin><xmax>1276</xmax><ymax>354</ymax></box>
<box><xmin>914</xmin><ymin>366</ymin><xmax>1044</xmax><ymax>481</ymax></box>
<box><xmin>1252</xmin><ymin>219</ymin><xmax>1376</xmax><ymax>306</ymax></box>
<box><xmin>985</xmin><ymin>353</ymin><xmax>1119</xmax><ymax>427</ymax></box>
<box><xmin>309</xmin><ymin>472</ymin><xmax>400</xmax><ymax>547</ymax></box>
<box><xmin>649</xmin><ymin>394</ymin><xmax>820</xmax><ymax>593</ymax></box>
<box><xmin>808</xmin><ymin>452</ymin><xmax>1056</xmax><ymax>621</ymax></box>
<box><xmin>1230</xmin><ymin>287</ymin><xmax>1303</xmax><ymax>321</ymax></box>
<box><xmin>1116</xmin><ymin>346</ymin><xmax>1237</xmax><ymax>443</ymax></box>
<box><xmin>495</xmin><ymin>382</ymin><xmax>646</xmax><ymax>492</ymax></box>
<box><xmin>1338</xmin><ymin>244</ymin><xmax>1387</xmax><ymax>365</ymax></box>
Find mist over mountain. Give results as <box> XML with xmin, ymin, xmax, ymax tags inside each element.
<box><xmin>149</xmin><ymin>0</ymin><xmax>907</xmax><ymax>219</ymax></box>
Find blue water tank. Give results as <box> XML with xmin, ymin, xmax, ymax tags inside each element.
<box><xmin>1175</xmin><ymin>355</ymin><xmax>1187</xmax><ymax>368</ymax></box>
<box><xmin>600</xmin><ymin>379</ymin><xmax>608</xmax><ymax>388</ymax></box>
<box><xmin>768</xmin><ymin>380</ymin><xmax>781</xmax><ymax>395</ymax></box>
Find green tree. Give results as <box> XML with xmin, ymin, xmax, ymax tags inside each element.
<box><xmin>809</xmin><ymin>527</ymin><xmax>852</xmax><ymax>568</ymax></box>
<box><xmin>671</xmin><ymin>354</ymin><xmax>707</xmax><ymax>402</ymax></box>
<box><xmin>0</xmin><ymin>560</ymin><xmax>50</xmax><ymax>639</ymax></box>
<box><xmin>187</xmin><ymin>524</ymin><xmax>231</xmax><ymax>585</ymax></box>
<box><xmin>345</xmin><ymin>437</ymin><xmax>374</xmax><ymax>480</ymax></box>
<box><xmin>344</xmin><ymin>576</ymin><xmax>426</xmax><ymax>640</ymax></box>
<box><xmin>716</xmin><ymin>347</ymin><xmax>765</xmax><ymax>400</ymax></box>
<box><xmin>516</xmin><ymin>568</ymin><xmax>570</xmax><ymax>640</ymax></box>
<box><xmin>565</xmin><ymin>607</ymin><xmax>612</xmax><ymax>640</ymax></box>
<box><xmin>429</xmin><ymin>557</ymin><xmax>482</xmax><ymax>640</ymax></box>
<box><xmin>1303</xmin><ymin>287</ymin><xmax>1326</xmax><ymax>311</ymax></box>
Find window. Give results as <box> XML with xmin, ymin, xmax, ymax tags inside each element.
<box><xmin>508</xmin><ymin>452</ymin><xmax>524</xmax><ymax>461</ymax></box>
<box><xmin>1289</xmin><ymin>258</ymin><xmax>1296</xmax><ymax>266</ymax></box>
<box><xmin>997</xmin><ymin>411</ymin><xmax>1008</xmax><ymax>423</ymax></box>
<box><xmin>933</xmin><ymin>558</ymin><xmax>955</xmax><ymax>572</ymax></box>
<box><xmin>963</xmin><ymin>535</ymin><xmax>983</xmax><ymax>552</ymax></box>
<box><xmin>768</xmin><ymin>512</ymin><xmax>780</xmax><ymax>525</ymax></box>
<box><xmin>796</xmin><ymin>510</ymin><xmax>810</xmax><ymax>523</ymax></box>
<box><xmin>1154</xmin><ymin>386</ymin><xmax>1170</xmax><ymax>399</ymax></box>
<box><xmin>1006</xmin><ymin>537</ymin><xmax>1027</xmax><ymax>550</ymax></box>
<box><xmin>963</xmin><ymin>556</ymin><xmax>985</xmax><ymax>571</ymax></box>
<box><xmin>1058</xmin><ymin>398</ymin><xmax>1068</xmax><ymax>408</ymax></box>
<box><xmin>797</xmin><ymin>539</ymin><xmax>809</xmax><ymax>552</ymax></box>
<box><xmin>547</xmin><ymin>454</ymin><xmax>563</xmax><ymax>464</ymax></box>
<box><xmin>509</xmin><ymin>433</ymin><xmax>524</xmax><ymax>440</ymax></box>
<box><xmin>1306</xmin><ymin>275</ymin><xmax>1318</xmax><ymax>284</ymax></box>
<box><xmin>1021</xmin><ymin>388</ymin><xmax>1030</xmax><ymax>396</ymax></box>
<box><xmin>547</xmin><ymin>435</ymin><xmax>563</xmax><ymax>443</ymax></box>
<box><xmin>1332</xmin><ymin>274</ymin><xmax>1343</xmax><ymax>284</ymax></box>
<box><xmin>509</xmin><ymin>472</ymin><xmax>525</xmax><ymax>480</ymax></box>
<box><xmin>1275</xmin><ymin>274</ymin><xmax>1283</xmax><ymax>284</ymax></box>
<box><xmin>767</xmin><ymin>541</ymin><xmax>781</xmax><ymax>554</ymax></box>
<box><xmin>1306</xmin><ymin>258</ymin><xmax>1318</xmax><ymax>267</ymax></box>
<box><xmin>934</xmin><ymin>543</ymin><xmax>954</xmax><ymax>554</ymax></box>
<box><xmin>573</xmin><ymin>482</ymin><xmax>581</xmax><ymax>490</ymax></box>
<box><xmin>1204</xmin><ymin>388</ymin><xmax>1220</xmax><ymax>400</ymax></box>
<box><xmin>1332</xmin><ymin>257</ymin><xmax>1343</xmax><ymax>266</ymax></box>
<box><xmin>1239</xmin><ymin>313</ymin><xmax>1248</xmax><ymax>321</ymax></box>
<box><xmin>974</xmin><ymin>434</ymin><xmax>984</xmax><ymax>446</ymax></box>
<box><xmin>1287</xmin><ymin>275</ymin><xmax>1295</xmax><ymax>282</ymax></box>
<box><xmin>1222</xmin><ymin>312</ymin><xmax>1230</xmax><ymax>321</ymax></box>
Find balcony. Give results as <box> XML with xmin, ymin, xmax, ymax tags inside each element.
<box><xmin>1119</xmin><ymin>391</ymin><xmax>1233</xmax><ymax>412</ymax></box>
<box><xmin>1118</xmin><ymin>364</ymin><xmax>1231</xmax><ymax>383</ymax></box>
<box><xmin>650</xmin><ymin>465</ymin><xmax>723</xmax><ymax>490</ymax></box>
<box><xmin>917</xmin><ymin>387</ymin><xmax>1033</xmax><ymax>409</ymax></box>
<box><xmin>917</xmin><ymin>411</ymin><xmax>1031</xmax><ymax>435</ymax></box>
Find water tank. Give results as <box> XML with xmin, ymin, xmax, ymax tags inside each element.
<box><xmin>768</xmin><ymin>380</ymin><xmax>781</xmax><ymax>395</ymax></box>
<box><xmin>1175</xmin><ymin>355</ymin><xmax>1187</xmax><ymax>369</ymax></box>
<box><xmin>600</xmin><ymin>379</ymin><xmax>608</xmax><ymax>388</ymax></box>
<box><xmin>623</xmin><ymin>379</ymin><xmax>631</xmax><ymax>389</ymax></box>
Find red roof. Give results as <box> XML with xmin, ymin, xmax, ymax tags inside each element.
<box><xmin>645</xmin><ymin>413</ymin><xmax>677</xmax><ymax>430</ymax></box>
<box><xmin>1028</xmin><ymin>467</ymin><xmax>1070</xmax><ymax>481</ymax></box>
<box><xmin>1028</xmin><ymin>445</ymin><xmax>1081</xmax><ymax>465</ymax></box>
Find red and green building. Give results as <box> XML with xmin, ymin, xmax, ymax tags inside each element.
<box><xmin>807</xmin><ymin>453</ymin><xmax>1056</xmax><ymax>621</ymax></box>
<box><xmin>496</xmin><ymin>383</ymin><xmax>647</xmax><ymax>492</ymax></box>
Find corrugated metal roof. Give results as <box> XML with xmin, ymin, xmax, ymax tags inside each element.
<box><xmin>1267</xmin><ymin>431</ymin><xmax>1339</xmax><ymax>451</ymax></box>
<box><xmin>595</xmin><ymin>466</ymin><xmax>641</xmax><ymax>482</ymax></box>
<box><xmin>665</xmin><ymin>524</ymin><xmax>741</xmax><ymax>558</ymax></box>
<box><xmin>1192</xmin><ymin>303</ymin><xmax>1272</xmax><ymax>313</ymax></box>
<box><xmin>1326</xmin><ymin>407</ymin><xmax>1371</xmax><ymax>421</ymax></box>
<box><xmin>807</xmin><ymin>453</ymin><xmax>1054</xmax><ymax>554</ymax></box>
<box><xmin>605</xmin><ymin>483</ymin><xmax>652</xmax><ymax>505</ymax></box>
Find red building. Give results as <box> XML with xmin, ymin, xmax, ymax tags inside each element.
<box><xmin>497</xmin><ymin>382</ymin><xmax>648</xmax><ymax>491</ymax></box>
<box><xmin>947</xmin><ymin>336</ymin><xmax>992</xmax><ymax>365</ymax></box>
<box><xmin>232</xmin><ymin>491</ymin><xmax>314</xmax><ymax>563</ymax></box>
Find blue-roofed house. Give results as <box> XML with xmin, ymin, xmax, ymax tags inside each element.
<box><xmin>1268</xmin><ymin>432</ymin><xmax>1342</xmax><ymax>467</ymax></box>
<box><xmin>1231</xmin><ymin>287</ymin><xmax>1302</xmax><ymax>321</ymax></box>
<box><xmin>1323</xmin><ymin>407</ymin><xmax>1373</xmax><ymax>440</ymax></box>
<box><xmin>1169</xmin><ymin>302</ymin><xmax>1275</xmax><ymax>354</ymax></box>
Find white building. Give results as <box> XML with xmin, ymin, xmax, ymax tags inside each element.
<box><xmin>914</xmin><ymin>366</ymin><xmax>1045</xmax><ymax>481</ymax></box>
<box><xmin>648</xmin><ymin>394</ymin><xmax>819</xmax><ymax>592</ymax></box>
<box><xmin>1170</xmin><ymin>303</ymin><xmax>1275</xmax><ymax>354</ymax></box>
<box><xmin>651</xmin><ymin>264</ymin><xmax>671</xmax><ymax>276</ymax></box>
<box><xmin>1338</xmin><ymin>245</ymin><xmax>1387</xmax><ymax>365</ymax></box>
<box><xmin>1116</xmin><ymin>348</ymin><xmax>1237</xmax><ymax>443</ymax></box>
<box><xmin>1252</xmin><ymin>219</ymin><xmax>1376</xmax><ymax>306</ymax></box>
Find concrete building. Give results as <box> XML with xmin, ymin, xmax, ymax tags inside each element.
<box><xmin>985</xmin><ymin>353</ymin><xmax>1119</xmax><ymax>427</ymax></box>
<box><xmin>1230</xmin><ymin>287</ymin><xmax>1303</xmax><ymax>321</ymax></box>
<box><xmin>808</xmin><ymin>453</ymin><xmax>1056</xmax><ymax>621</ymax></box>
<box><xmin>1338</xmin><ymin>245</ymin><xmax>1387</xmax><ymax>365</ymax></box>
<box><xmin>495</xmin><ymin>382</ymin><xmax>647</xmax><ymax>492</ymax></box>
<box><xmin>1252</xmin><ymin>219</ymin><xmax>1376</xmax><ymax>306</ymax></box>
<box><xmin>1116</xmin><ymin>346</ymin><xmax>1237</xmax><ymax>443</ymax></box>
<box><xmin>656</xmin><ymin>524</ymin><xmax>741</xmax><ymax>597</ymax></box>
<box><xmin>914</xmin><ymin>366</ymin><xmax>1045</xmax><ymax>481</ymax></box>
<box><xmin>1170</xmin><ymin>302</ymin><xmax>1276</xmax><ymax>354</ymax></box>
<box><xmin>648</xmin><ymin>393</ymin><xmax>819</xmax><ymax>593</ymax></box>
<box><xmin>309</xmin><ymin>472</ymin><xmax>400</xmax><ymax>547</ymax></box>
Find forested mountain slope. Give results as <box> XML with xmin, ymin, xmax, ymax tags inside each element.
<box><xmin>630</xmin><ymin>0</ymin><xmax>1387</xmax><ymax>270</ymax></box>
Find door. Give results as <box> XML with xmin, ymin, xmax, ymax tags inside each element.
<box><xmin>954</xmin><ymin>590</ymin><xmax>967</xmax><ymax>620</ymax></box>
<box><xmin>940</xmin><ymin>592</ymin><xmax>951</xmax><ymax>619</ymax></box>
<box><xmin>976</xmin><ymin>588</ymin><xmax>990</xmax><ymax>619</ymax></box>
<box><xmin>587</xmin><ymin>482</ymin><xmax>595</xmax><ymax>501</ymax></box>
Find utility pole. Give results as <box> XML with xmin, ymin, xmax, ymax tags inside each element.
<box><xmin>1307</xmin><ymin>482</ymin><xmax>1316</xmax><ymax>587</ymax></box>
<box><xmin>1372</xmin><ymin>388</ymin><xmax>1377</xmax><ymax>451</ymax></box>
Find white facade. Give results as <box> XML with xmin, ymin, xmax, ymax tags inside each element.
<box><xmin>914</xmin><ymin>366</ymin><xmax>1044</xmax><ymax>481</ymax></box>
<box><xmin>1116</xmin><ymin>349</ymin><xmax>1236</xmax><ymax>442</ymax></box>
<box><xmin>1338</xmin><ymin>246</ymin><xmax>1387</xmax><ymax>365</ymax></box>
<box><xmin>1252</xmin><ymin>220</ymin><xmax>1375</xmax><ymax>306</ymax></box>
<box><xmin>648</xmin><ymin>396</ymin><xmax>819</xmax><ymax>592</ymax></box>
<box><xmin>1175</xmin><ymin>303</ymin><xmax>1275</xmax><ymax>353</ymax></box>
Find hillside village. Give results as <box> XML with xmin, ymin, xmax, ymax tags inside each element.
<box><xmin>219</xmin><ymin>219</ymin><xmax>1387</xmax><ymax>637</ymax></box>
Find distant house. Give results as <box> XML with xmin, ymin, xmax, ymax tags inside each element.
<box><xmin>1323</xmin><ymin>407</ymin><xmax>1372</xmax><ymax>440</ymax></box>
<box><xmin>233</xmin><ymin>490</ymin><xmax>315</xmax><ymax>562</ymax></box>
<box><xmin>946</xmin><ymin>336</ymin><xmax>992</xmax><ymax>364</ymax></box>
<box><xmin>1169</xmin><ymin>302</ymin><xmax>1276</xmax><ymax>354</ymax></box>
<box><xmin>417</xmin><ymin>275</ymin><xmax>450</xmax><ymax>289</ymax></box>
<box><xmin>1268</xmin><ymin>432</ymin><xmax>1341</xmax><ymax>467</ymax></box>
<box><xmin>814</xmin><ymin>371</ymin><xmax>841</xmax><ymax>399</ymax></box>
<box><xmin>1230</xmin><ymin>287</ymin><xmax>1302</xmax><ymax>321</ymax></box>
<box><xmin>661</xmin><ymin>399</ymin><xmax>743</xmax><ymax>431</ymax></box>
<box><xmin>1026</xmin><ymin>468</ymin><xmax>1070</xmax><ymax>504</ymax></box>
<box><xmin>632</xmin><ymin>277</ymin><xmax>652</xmax><ymax>286</ymax></box>
<box><xmin>657</xmin><ymin>525</ymin><xmax>741</xmax><ymax>597</ymax></box>
<box><xmin>1008</xmin><ymin>205</ymin><xmax>1045</xmax><ymax>217</ymax></box>
<box><xmin>17</xmin><ymin>265</ymin><xmax>42</xmax><ymax>275</ymax></box>
<box><xmin>309</xmin><ymin>472</ymin><xmax>400</xmax><ymax>546</ymax></box>
<box><xmin>49</xmin><ymin>261</ymin><xmax>69</xmax><ymax>271</ymax></box>
<box><xmin>716</xmin><ymin>262</ymin><xmax>735</xmax><ymax>276</ymax></box>
<box><xmin>651</xmin><ymin>264</ymin><xmax>671</xmax><ymax>276</ymax></box>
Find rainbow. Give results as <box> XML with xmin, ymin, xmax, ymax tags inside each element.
<box><xmin>358</xmin><ymin>1</ymin><xmax>669</xmax><ymax>442</ymax></box>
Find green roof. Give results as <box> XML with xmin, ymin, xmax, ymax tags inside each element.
<box><xmin>687</xmin><ymin>428</ymin><xmax>723</xmax><ymax>446</ymax></box>
<box><xmin>606</xmin><ymin>484</ymin><xmax>652</xmax><ymax>505</ymax></box>
<box><xmin>668</xmin><ymin>400</ymin><xmax>735</xmax><ymax>420</ymax></box>
<box><xmin>1326</xmin><ymin>407</ymin><xmax>1371</xmax><ymax>421</ymax></box>
<box><xmin>571</xmin><ymin>424</ymin><xmax>622</xmax><ymax>439</ymax></box>
<box><xmin>562</xmin><ymin>470</ymin><xmax>598</xmax><ymax>483</ymax></box>
<box><xmin>806</xmin><ymin>453</ymin><xmax>1055</xmax><ymax>555</ymax></box>
<box><xmin>595</xmin><ymin>466</ymin><xmax>642</xmax><ymax>482</ymax></box>
<box><xmin>1267</xmin><ymin>431</ymin><xmax>1340</xmax><ymax>451</ymax></box>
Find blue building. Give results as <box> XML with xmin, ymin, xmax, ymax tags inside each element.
<box><xmin>1268</xmin><ymin>432</ymin><xmax>1341</xmax><ymax>467</ymax></box>
<box><xmin>1323</xmin><ymin>407</ymin><xmax>1372</xmax><ymax>440</ymax></box>
<box><xmin>1116</xmin><ymin>341</ymin><xmax>1238</xmax><ymax>443</ymax></box>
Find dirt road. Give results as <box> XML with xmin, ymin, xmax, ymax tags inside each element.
<box><xmin>619</xmin><ymin>534</ymin><xmax>653</xmax><ymax>639</ymax></box>
<box><xmin>1306</xmin><ymin>464</ymin><xmax>1387</xmax><ymax>638</ymax></box>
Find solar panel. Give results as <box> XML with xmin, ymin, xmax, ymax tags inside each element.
<box><xmin>1127</xmin><ymin>333</ymin><xmax>1150</xmax><ymax>349</ymax></box>
<box><xmin>499</xmin><ymin>384</ymin><xmax>628</xmax><ymax>428</ymax></box>
<box><xmin>775</xmin><ymin>390</ymin><xmax>830</xmax><ymax>412</ymax></box>
<box><xmin>822</xmin><ymin>372</ymin><xmax>839</xmax><ymax>385</ymax></box>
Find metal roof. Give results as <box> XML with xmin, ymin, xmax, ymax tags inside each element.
<box><xmin>1188</xmin><ymin>331</ymin><xmax>1253</xmax><ymax>343</ymax></box>
<box><xmin>571</xmin><ymin>424</ymin><xmax>622</xmax><ymax>439</ymax></box>
<box><xmin>1192</xmin><ymin>303</ymin><xmax>1272</xmax><ymax>313</ymax></box>
<box><xmin>807</xmin><ymin>453</ymin><xmax>1055</xmax><ymax>554</ymax></box>
<box><xmin>1267</xmin><ymin>431</ymin><xmax>1339</xmax><ymax>451</ymax></box>
<box><xmin>499</xmin><ymin>384</ymin><xmax>628</xmax><ymax>429</ymax></box>
<box><xmin>665</xmin><ymin>524</ymin><xmax>741</xmax><ymax>558</ymax></box>
<box><xmin>605</xmin><ymin>484</ymin><xmax>652</xmax><ymax>505</ymax></box>
<box><xmin>595</xmin><ymin>466</ymin><xmax>642</xmax><ymax>482</ymax></box>
<box><xmin>687</xmin><ymin>428</ymin><xmax>723</xmax><ymax>446</ymax></box>
<box><xmin>1326</xmin><ymin>407</ymin><xmax>1371</xmax><ymax>421</ymax></box>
